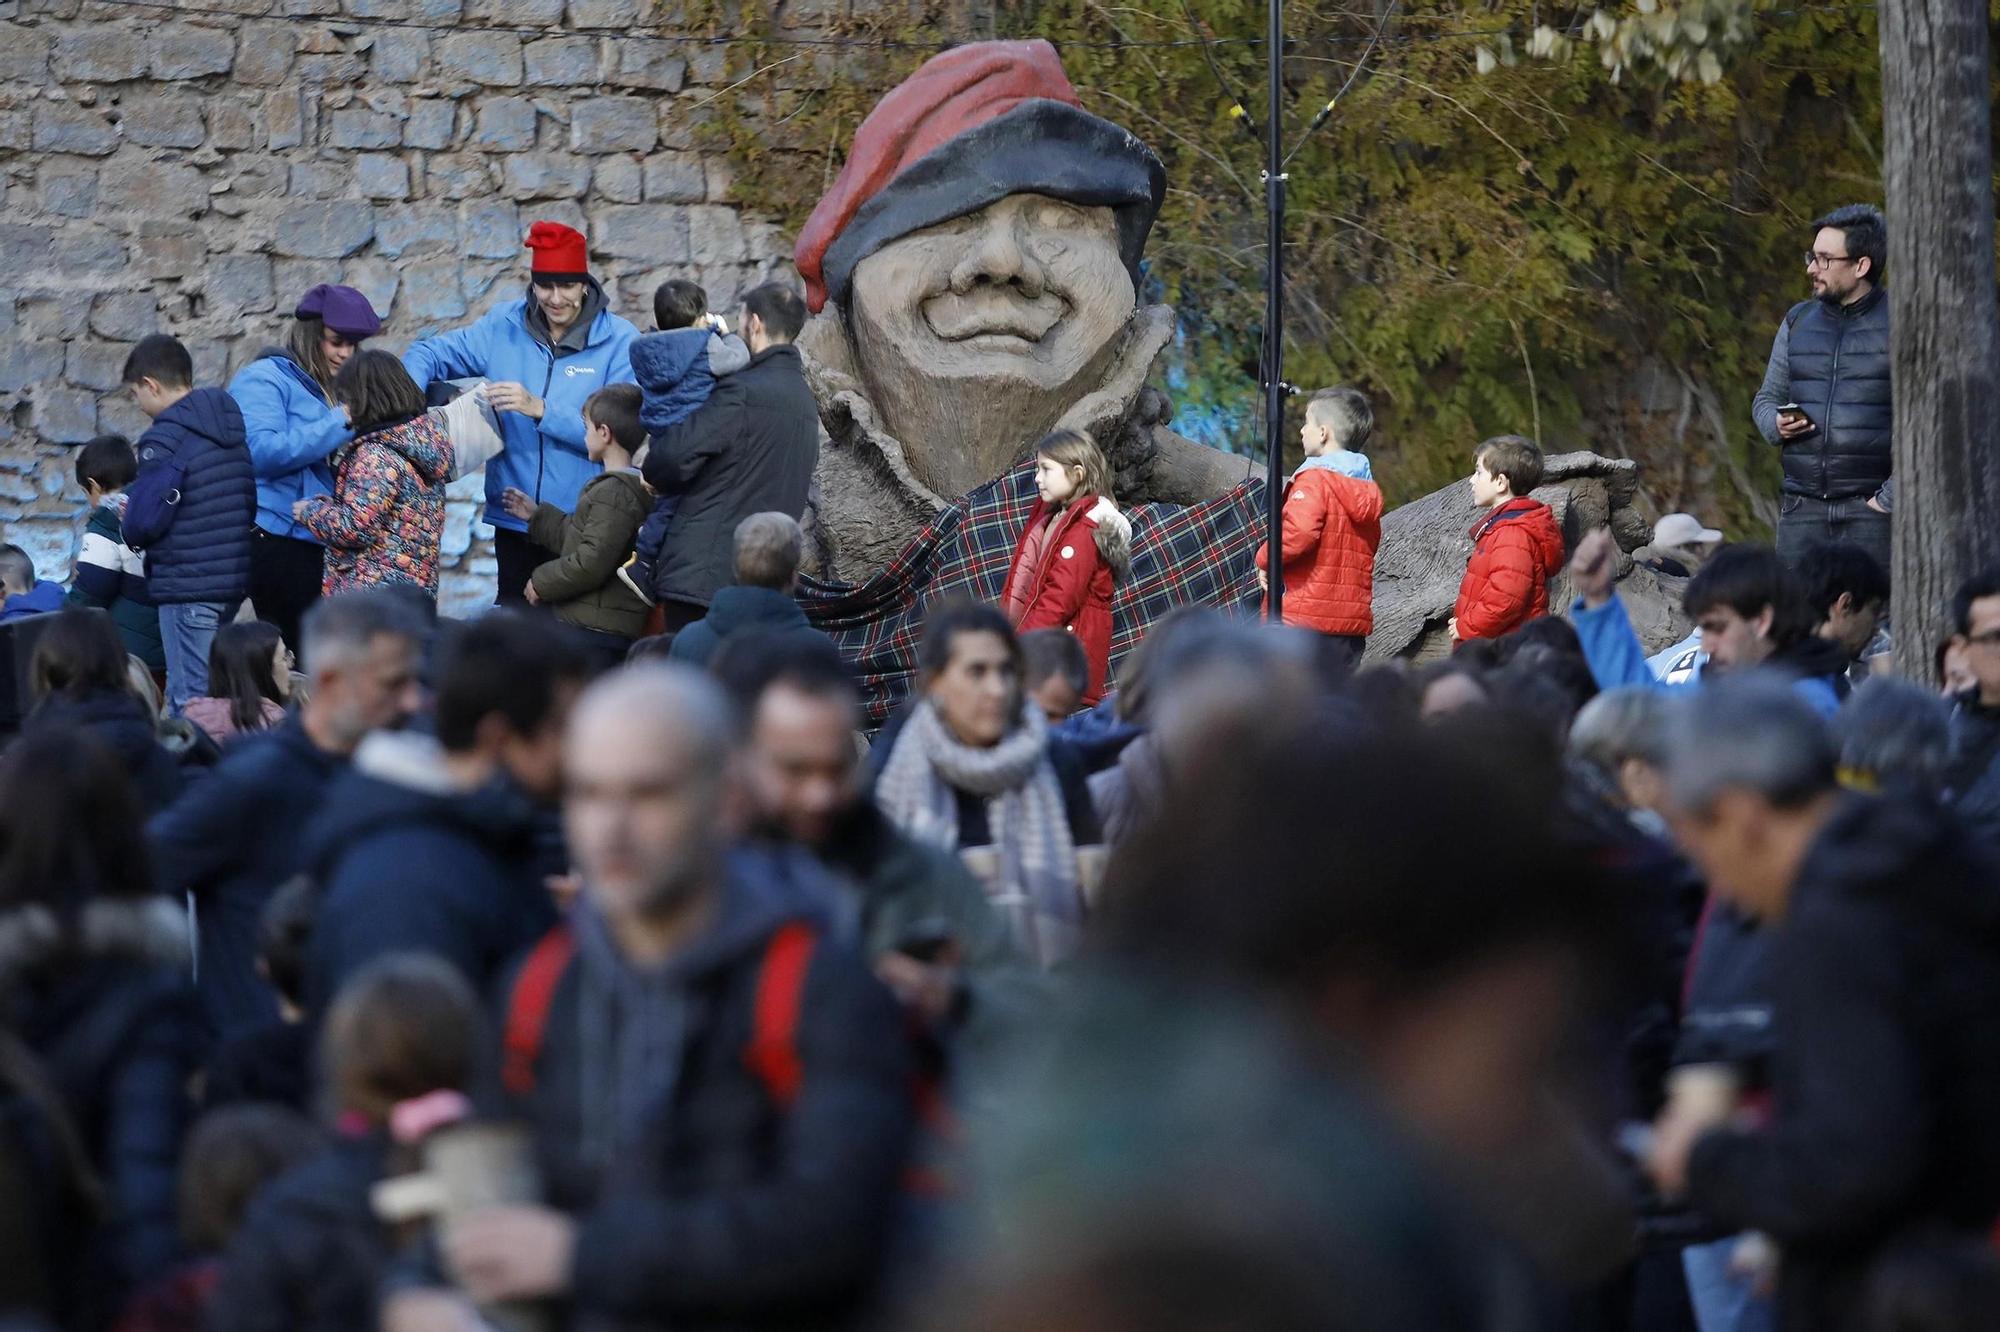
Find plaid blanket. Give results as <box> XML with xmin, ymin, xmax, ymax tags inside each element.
<box><xmin>800</xmin><ymin>462</ymin><xmax>1267</xmax><ymax>725</ymax></box>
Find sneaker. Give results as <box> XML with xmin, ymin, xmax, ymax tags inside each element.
<box><xmin>616</xmin><ymin>553</ymin><xmax>656</xmax><ymax>606</ymax></box>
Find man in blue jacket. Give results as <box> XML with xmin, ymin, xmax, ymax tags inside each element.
<box><xmin>150</xmin><ymin>591</ymin><xmax>425</xmax><ymax>1041</ymax></box>
<box><xmin>302</xmin><ymin>611</ymin><xmax>584</xmax><ymax>1014</ymax></box>
<box><xmin>402</xmin><ymin>221</ymin><xmax>637</xmax><ymax>606</ymax></box>
<box><xmin>228</xmin><ymin>283</ymin><xmax>381</xmax><ymax>652</ymax></box>
<box><xmin>0</xmin><ymin>544</ymin><xmax>66</xmax><ymax>623</ymax></box>
<box><xmin>121</xmin><ymin>334</ymin><xmax>256</xmax><ymax>713</ymax></box>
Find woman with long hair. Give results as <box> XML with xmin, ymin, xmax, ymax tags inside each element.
<box><xmin>23</xmin><ymin>609</ymin><xmax>185</xmax><ymax>810</ymax></box>
<box><xmin>294</xmin><ymin>351</ymin><xmax>453</xmax><ymax>598</ymax></box>
<box><xmin>181</xmin><ymin>620</ymin><xmax>290</xmax><ymax>745</ymax></box>
<box><xmin>0</xmin><ymin>729</ymin><xmax>204</xmax><ymax>1329</ymax></box>
<box><xmin>226</xmin><ymin>285</ymin><xmax>383</xmax><ymax>651</ymax></box>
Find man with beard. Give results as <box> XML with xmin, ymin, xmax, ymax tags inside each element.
<box><xmin>434</xmin><ymin>666</ymin><xmax>914</xmax><ymax>1332</ymax></box>
<box><xmin>1750</xmin><ymin>204</ymin><xmax>1893</xmax><ymax>569</ymax></box>
<box><xmin>402</xmin><ymin>222</ymin><xmax>639</xmax><ymax>606</ymax></box>
<box><xmin>728</xmin><ymin>634</ymin><xmax>1030</xmax><ymax>1044</ymax></box>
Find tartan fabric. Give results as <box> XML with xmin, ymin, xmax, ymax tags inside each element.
<box><xmin>800</xmin><ymin>462</ymin><xmax>1266</xmax><ymax>725</ymax></box>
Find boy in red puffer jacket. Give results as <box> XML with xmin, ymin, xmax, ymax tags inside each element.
<box><xmin>1256</xmin><ymin>387</ymin><xmax>1384</xmax><ymax>663</ymax></box>
<box><xmin>1452</xmin><ymin>434</ymin><xmax>1565</xmax><ymax>643</ymax></box>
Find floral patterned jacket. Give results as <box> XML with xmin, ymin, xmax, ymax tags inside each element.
<box><xmin>300</xmin><ymin>412</ymin><xmax>454</xmax><ymax>597</ymax></box>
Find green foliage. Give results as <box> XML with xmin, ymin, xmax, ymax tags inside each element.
<box><xmin>700</xmin><ymin>0</ymin><xmax>1910</xmax><ymax>533</ymax></box>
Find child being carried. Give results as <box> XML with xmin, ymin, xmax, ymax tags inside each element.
<box><xmin>616</xmin><ymin>279</ymin><xmax>751</xmax><ymax>604</ymax></box>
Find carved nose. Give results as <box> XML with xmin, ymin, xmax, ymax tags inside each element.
<box><xmin>949</xmin><ymin>212</ymin><xmax>1046</xmax><ymax>299</ymax></box>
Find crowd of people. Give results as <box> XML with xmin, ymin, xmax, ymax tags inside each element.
<box><xmin>0</xmin><ymin>200</ymin><xmax>1997</xmax><ymax>1332</ymax></box>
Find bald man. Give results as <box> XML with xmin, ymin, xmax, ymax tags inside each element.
<box><xmin>440</xmin><ymin>665</ymin><xmax>915</xmax><ymax>1332</ymax></box>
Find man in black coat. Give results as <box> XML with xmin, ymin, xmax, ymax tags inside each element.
<box><xmin>642</xmin><ymin>282</ymin><xmax>820</xmax><ymax>630</ymax></box>
<box><xmin>1750</xmin><ymin>204</ymin><xmax>1893</xmax><ymax>571</ymax></box>
<box><xmin>1945</xmin><ymin>566</ymin><xmax>2000</xmax><ymax>846</ymax></box>
<box><xmin>1648</xmin><ymin>678</ymin><xmax>2000</xmax><ymax>1332</ymax></box>
<box><xmin>302</xmin><ymin>611</ymin><xmax>583</xmax><ymax>1015</ymax></box>
<box><xmin>149</xmin><ymin>591</ymin><xmax>424</xmax><ymax>1040</ymax></box>
<box><xmin>432</xmin><ymin>665</ymin><xmax>914</xmax><ymax>1332</ymax></box>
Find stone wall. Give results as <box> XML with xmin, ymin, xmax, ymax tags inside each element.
<box><xmin>0</xmin><ymin>0</ymin><xmax>797</xmax><ymax>615</ymax></box>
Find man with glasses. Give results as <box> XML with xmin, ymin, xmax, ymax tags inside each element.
<box><xmin>1945</xmin><ymin>567</ymin><xmax>2000</xmax><ymax>845</ymax></box>
<box><xmin>1751</xmin><ymin>204</ymin><xmax>1893</xmax><ymax>572</ymax></box>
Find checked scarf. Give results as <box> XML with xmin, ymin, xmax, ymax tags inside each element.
<box><xmin>800</xmin><ymin>462</ymin><xmax>1265</xmax><ymax>726</ymax></box>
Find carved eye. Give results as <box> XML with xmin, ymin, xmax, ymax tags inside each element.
<box><xmin>1036</xmin><ymin>200</ymin><xmax>1089</xmax><ymax>230</ymax></box>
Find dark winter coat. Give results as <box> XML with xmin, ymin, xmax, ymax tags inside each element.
<box><xmin>503</xmin><ymin>850</ymin><xmax>914</xmax><ymax>1332</ymax></box>
<box><xmin>641</xmin><ymin>344</ymin><xmax>820</xmax><ymax>610</ymax></box>
<box><xmin>1454</xmin><ymin>497</ymin><xmax>1565</xmax><ymax>641</ymax></box>
<box><xmin>148</xmin><ymin>713</ymin><xmax>347</xmax><ymax>1041</ymax></box>
<box><xmin>26</xmin><ymin>691</ymin><xmax>186</xmax><ymax>814</ymax></box>
<box><xmin>0</xmin><ymin>898</ymin><xmax>204</xmax><ymax>1330</ymax></box>
<box><xmin>1945</xmin><ymin>697</ymin><xmax>2000</xmax><ymax>846</ymax></box>
<box><xmin>1000</xmin><ymin>495</ymin><xmax>1132</xmax><ymax>707</ymax></box>
<box><xmin>301</xmin><ymin>733</ymin><xmax>555</xmax><ymax>1017</ymax></box>
<box><xmin>69</xmin><ymin>506</ymin><xmax>164</xmax><ymax>671</ymax></box>
<box><xmin>527</xmin><ymin>470</ymin><xmax>653</xmax><ymax>639</ymax></box>
<box><xmin>199</xmin><ymin>1020</ymin><xmax>310</xmax><ymax>1114</ymax></box>
<box><xmin>206</xmin><ymin>1132</ymin><xmax>385</xmax><ymax>1332</ymax></box>
<box><xmin>667</xmin><ymin>584</ymin><xmax>833</xmax><ymax>671</ymax></box>
<box><xmin>1767</xmin><ymin>290</ymin><xmax>1894</xmax><ymax>501</ymax></box>
<box><xmin>126</xmin><ymin>388</ymin><xmax>255</xmax><ymax>606</ymax></box>
<box><xmin>867</xmin><ymin>709</ymin><xmax>1102</xmax><ymax>849</ymax></box>
<box><xmin>1687</xmin><ymin>794</ymin><xmax>2000</xmax><ymax>1332</ymax></box>
<box><xmin>631</xmin><ymin>327</ymin><xmax>750</xmax><ymax>434</ymax></box>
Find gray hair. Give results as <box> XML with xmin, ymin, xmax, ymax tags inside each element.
<box><xmin>1663</xmin><ymin>676</ymin><xmax>1837</xmax><ymax>814</ymax></box>
<box><xmin>573</xmin><ymin>662</ymin><xmax>737</xmax><ymax>778</ymax></box>
<box><xmin>300</xmin><ymin>589</ymin><xmax>425</xmax><ymax>678</ymax></box>
<box><xmin>732</xmin><ymin>512</ymin><xmax>803</xmax><ymax>591</ymax></box>
<box><xmin>1305</xmin><ymin>387</ymin><xmax>1373</xmax><ymax>452</ymax></box>
<box><xmin>1569</xmin><ymin>687</ymin><xmax>1671</xmax><ymax>781</ymax></box>
<box><xmin>1835</xmin><ymin>677</ymin><xmax>1952</xmax><ymax>796</ymax></box>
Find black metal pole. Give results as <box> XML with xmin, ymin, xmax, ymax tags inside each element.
<box><xmin>1262</xmin><ymin>0</ymin><xmax>1287</xmax><ymax>622</ymax></box>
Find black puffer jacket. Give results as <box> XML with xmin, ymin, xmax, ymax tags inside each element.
<box><xmin>206</xmin><ymin>1132</ymin><xmax>384</xmax><ymax>1332</ymax></box>
<box><xmin>1777</xmin><ymin>289</ymin><xmax>1892</xmax><ymax>501</ymax></box>
<box><xmin>0</xmin><ymin>898</ymin><xmax>204</xmax><ymax>1331</ymax></box>
<box><xmin>641</xmin><ymin>344</ymin><xmax>820</xmax><ymax>609</ymax></box>
<box><xmin>503</xmin><ymin>849</ymin><xmax>914</xmax><ymax>1332</ymax></box>
<box><xmin>127</xmin><ymin>387</ymin><xmax>256</xmax><ymax>606</ymax></box>
<box><xmin>1687</xmin><ymin>794</ymin><xmax>2000</xmax><ymax>1332</ymax></box>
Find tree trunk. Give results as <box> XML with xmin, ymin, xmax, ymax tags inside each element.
<box><xmin>1878</xmin><ymin>0</ymin><xmax>2000</xmax><ymax>679</ymax></box>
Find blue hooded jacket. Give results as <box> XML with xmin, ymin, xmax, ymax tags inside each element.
<box><xmin>401</xmin><ymin>286</ymin><xmax>638</xmax><ymax>534</ymax></box>
<box><xmin>1571</xmin><ymin>593</ymin><xmax>1843</xmax><ymax>719</ymax></box>
<box><xmin>228</xmin><ymin>351</ymin><xmax>351</xmax><ymax>543</ymax></box>
<box><xmin>631</xmin><ymin>328</ymin><xmax>750</xmax><ymax>434</ymax></box>
<box><xmin>126</xmin><ymin>387</ymin><xmax>255</xmax><ymax>606</ymax></box>
<box><xmin>0</xmin><ymin>580</ymin><xmax>66</xmax><ymax>623</ymax></box>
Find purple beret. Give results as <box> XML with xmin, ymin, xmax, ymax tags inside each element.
<box><xmin>294</xmin><ymin>284</ymin><xmax>382</xmax><ymax>340</ymax></box>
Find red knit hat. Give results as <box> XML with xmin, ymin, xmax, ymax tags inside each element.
<box><xmin>525</xmin><ymin>220</ymin><xmax>589</xmax><ymax>283</ymax></box>
<box><xmin>794</xmin><ymin>40</ymin><xmax>1164</xmax><ymax>314</ymax></box>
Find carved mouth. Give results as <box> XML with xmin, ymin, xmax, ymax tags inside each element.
<box><xmin>922</xmin><ymin>290</ymin><xmax>1067</xmax><ymax>345</ymax></box>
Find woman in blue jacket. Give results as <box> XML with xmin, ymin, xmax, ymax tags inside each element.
<box><xmin>227</xmin><ymin>285</ymin><xmax>381</xmax><ymax>651</ymax></box>
<box><xmin>401</xmin><ymin>221</ymin><xmax>638</xmax><ymax>605</ymax></box>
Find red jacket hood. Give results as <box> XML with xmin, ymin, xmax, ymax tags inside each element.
<box><xmin>1472</xmin><ymin>497</ymin><xmax>1563</xmax><ymax>569</ymax></box>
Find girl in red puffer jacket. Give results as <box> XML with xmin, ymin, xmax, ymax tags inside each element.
<box><xmin>1000</xmin><ymin>430</ymin><xmax>1132</xmax><ymax>707</ymax></box>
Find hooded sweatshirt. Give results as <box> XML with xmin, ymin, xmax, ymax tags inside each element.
<box><xmin>631</xmin><ymin>327</ymin><xmax>752</xmax><ymax>434</ymax></box>
<box><xmin>298</xmin><ymin>412</ymin><xmax>455</xmax><ymax>596</ymax></box>
<box><xmin>128</xmin><ymin>387</ymin><xmax>255</xmax><ymax>605</ymax></box>
<box><xmin>666</xmin><ymin>584</ymin><xmax>833</xmax><ymax>671</ymax></box>
<box><xmin>0</xmin><ymin>579</ymin><xmax>66</xmax><ymax>623</ymax></box>
<box><xmin>401</xmin><ymin>282</ymin><xmax>639</xmax><ymax>534</ymax></box>
<box><xmin>302</xmin><ymin>730</ymin><xmax>554</xmax><ymax>1015</ymax></box>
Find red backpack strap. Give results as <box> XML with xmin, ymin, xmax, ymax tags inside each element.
<box><xmin>743</xmin><ymin>922</ymin><xmax>819</xmax><ymax>1109</ymax></box>
<box><xmin>501</xmin><ymin>924</ymin><xmax>576</xmax><ymax>1098</ymax></box>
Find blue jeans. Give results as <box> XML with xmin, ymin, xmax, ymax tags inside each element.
<box><xmin>159</xmin><ymin>601</ymin><xmax>232</xmax><ymax>715</ymax></box>
<box><xmin>1683</xmin><ymin>1235</ymin><xmax>1777</xmax><ymax>1332</ymax></box>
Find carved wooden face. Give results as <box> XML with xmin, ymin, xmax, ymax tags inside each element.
<box><xmin>846</xmin><ymin>193</ymin><xmax>1135</xmax><ymax>497</ymax></box>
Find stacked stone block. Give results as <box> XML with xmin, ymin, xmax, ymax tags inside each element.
<box><xmin>0</xmin><ymin>0</ymin><xmax>793</xmax><ymax>614</ymax></box>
